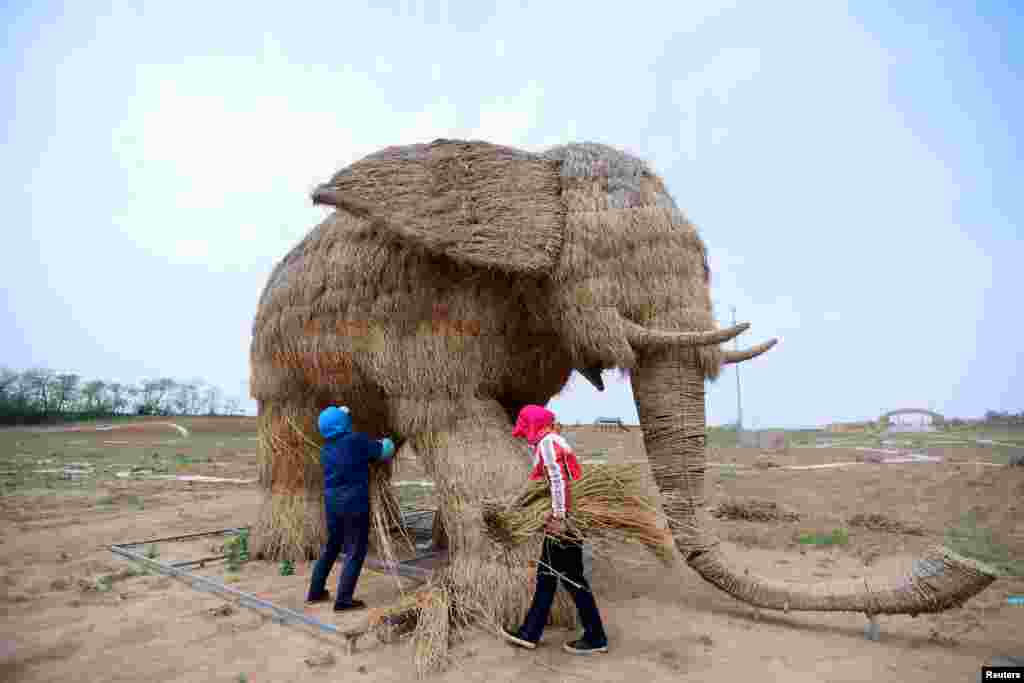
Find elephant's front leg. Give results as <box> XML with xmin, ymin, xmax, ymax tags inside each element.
<box><xmin>407</xmin><ymin>399</ymin><xmax>575</xmax><ymax>641</ymax></box>
<box><xmin>251</xmin><ymin>396</ymin><xmax>328</xmax><ymax>562</ymax></box>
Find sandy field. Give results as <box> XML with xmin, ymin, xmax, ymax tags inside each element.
<box><xmin>1</xmin><ymin>420</ymin><xmax>1022</xmax><ymax>682</ymax></box>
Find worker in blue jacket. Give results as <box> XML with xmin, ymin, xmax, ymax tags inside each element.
<box><xmin>306</xmin><ymin>406</ymin><xmax>395</xmax><ymax>611</ymax></box>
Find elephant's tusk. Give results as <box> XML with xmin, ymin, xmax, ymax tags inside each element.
<box><xmin>622</xmin><ymin>317</ymin><xmax>749</xmax><ymax>349</ymax></box>
<box><xmin>722</xmin><ymin>339</ymin><xmax>777</xmax><ymax>364</ymax></box>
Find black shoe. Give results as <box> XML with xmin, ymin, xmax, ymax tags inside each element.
<box><xmin>563</xmin><ymin>639</ymin><xmax>608</xmax><ymax>655</ymax></box>
<box><xmin>305</xmin><ymin>590</ymin><xmax>330</xmax><ymax>605</ymax></box>
<box><xmin>333</xmin><ymin>599</ymin><xmax>366</xmax><ymax>612</ymax></box>
<box><xmin>500</xmin><ymin>626</ymin><xmax>537</xmax><ymax>650</ymax></box>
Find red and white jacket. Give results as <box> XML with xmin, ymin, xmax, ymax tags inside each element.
<box><xmin>529</xmin><ymin>432</ymin><xmax>582</xmax><ymax>518</ymax></box>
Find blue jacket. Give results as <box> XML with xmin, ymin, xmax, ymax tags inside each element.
<box><xmin>321</xmin><ymin>432</ymin><xmax>387</xmax><ymax>514</ymax></box>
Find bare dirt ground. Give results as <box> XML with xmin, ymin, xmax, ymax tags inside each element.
<box><xmin>1</xmin><ymin>422</ymin><xmax>1022</xmax><ymax>682</ymax></box>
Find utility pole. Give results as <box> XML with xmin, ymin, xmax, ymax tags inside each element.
<box><xmin>732</xmin><ymin>305</ymin><xmax>743</xmax><ymax>433</ymax></box>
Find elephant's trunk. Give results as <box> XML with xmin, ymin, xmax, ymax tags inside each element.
<box><xmin>631</xmin><ymin>347</ymin><xmax>998</xmax><ymax>616</ymax></box>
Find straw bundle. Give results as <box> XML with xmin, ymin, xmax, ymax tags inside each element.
<box><xmin>366</xmin><ymin>555</ymin><xmax>577</xmax><ymax>677</ymax></box>
<box><xmin>482</xmin><ymin>463</ymin><xmax>675</xmax><ymax>566</ymax></box>
<box><xmin>253</xmin><ymin>400</ymin><xmax>413</xmax><ymax>565</ymax></box>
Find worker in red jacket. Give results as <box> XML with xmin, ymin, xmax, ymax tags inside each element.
<box><xmin>501</xmin><ymin>405</ymin><xmax>609</xmax><ymax>655</ymax></box>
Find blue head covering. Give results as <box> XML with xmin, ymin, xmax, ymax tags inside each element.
<box><xmin>318</xmin><ymin>406</ymin><xmax>352</xmax><ymax>439</ymax></box>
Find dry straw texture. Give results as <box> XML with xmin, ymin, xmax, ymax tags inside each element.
<box><xmin>253</xmin><ymin>400</ymin><xmax>412</xmax><ymax>564</ymax></box>
<box><xmin>543</xmin><ymin>142</ymin><xmax>721</xmax><ymax>379</ymax></box>
<box><xmin>246</xmin><ymin>138</ymin><xmax>763</xmax><ymax>675</ymax></box>
<box><xmin>250</xmin><ymin>139</ymin><xmax>724</xmax><ymax>413</ymax></box>
<box><xmin>631</xmin><ymin>347</ymin><xmax>998</xmax><ymax>614</ymax></box>
<box><xmin>319</xmin><ymin>139</ymin><xmax>566</xmax><ymax>275</ymax></box>
<box><xmin>247</xmin><ymin>137</ymin><xmax>998</xmax><ymax>671</ymax></box>
<box><xmin>689</xmin><ymin>545</ymin><xmax>998</xmax><ymax>615</ymax></box>
<box><xmin>482</xmin><ymin>463</ymin><xmax>675</xmax><ymax>565</ymax></box>
<box><xmin>366</xmin><ymin>558</ymin><xmax>576</xmax><ymax>676</ymax></box>
<box><xmin>371</xmin><ymin>401</ymin><xmax>579</xmax><ymax>676</ymax></box>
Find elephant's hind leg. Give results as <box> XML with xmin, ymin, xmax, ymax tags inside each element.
<box><xmin>251</xmin><ymin>396</ymin><xmax>328</xmax><ymax>562</ymax></box>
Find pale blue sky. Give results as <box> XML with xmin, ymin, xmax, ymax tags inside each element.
<box><xmin>3</xmin><ymin>1</ymin><xmax>1021</xmax><ymax>427</ymax></box>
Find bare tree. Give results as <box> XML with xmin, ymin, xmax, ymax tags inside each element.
<box><xmin>124</xmin><ymin>384</ymin><xmax>141</xmax><ymax>414</ymax></box>
<box><xmin>154</xmin><ymin>378</ymin><xmax>177</xmax><ymax>414</ymax></box>
<box><xmin>107</xmin><ymin>383</ymin><xmax>127</xmax><ymax>415</ymax></box>
<box><xmin>54</xmin><ymin>373</ymin><xmax>81</xmax><ymax>414</ymax></box>
<box><xmin>10</xmin><ymin>372</ymin><xmax>32</xmax><ymax>412</ymax></box>
<box><xmin>187</xmin><ymin>379</ymin><xmax>205</xmax><ymax>415</ymax></box>
<box><xmin>80</xmin><ymin>380</ymin><xmax>106</xmax><ymax>412</ymax></box>
<box><xmin>0</xmin><ymin>367</ymin><xmax>236</xmax><ymax>423</ymax></box>
<box><xmin>204</xmin><ymin>385</ymin><xmax>223</xmax><ymax>415</ymax></box>
<box><xmin>0</xmin><ymin>367</ymin><xmax>18</xmax><ymax>400</ymax></box>
<box><xmin>139</xmin><ymin>378</ymin><xmax>176</xmax><ymax>415</ymax></box>
<box><xmin>95</xmin><ymin>383</ymin><xmax>113</xmax><ymax>414</ymax></box>
<box><xmin>172</xmin><ymin>384</ymin><xmax>188</xmax><ymax>415</ymax></box>
<box><xmin>172</xmin><ymin>381</ymin><xmax>203</xmax><ymax>415</ymax></box>
<box><xmin>22</xmin><ymin>368</ymin><xmax>56</xmax><ymax>414</ymax></box>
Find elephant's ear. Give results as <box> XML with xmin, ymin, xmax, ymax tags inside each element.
<box><xmin>312</xmin><ymin>139</ymin><xmax>566</xmax><ymax>276</ymax></box>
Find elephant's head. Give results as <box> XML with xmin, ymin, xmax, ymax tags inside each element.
<box><xmin>310</xmin><ymin>139</ymin><xmax>995</xmax><ymax>615</ymax></box>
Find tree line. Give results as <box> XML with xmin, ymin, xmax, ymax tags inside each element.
<box><xmin>0</xmin><ymin>367</ymin><xmax>244</xmax><ymax>425</ymax></box>
<box><xmin>966</xmin><ymin>411</ymin><xmax>1024</xmax><ymax>426</ymax></box>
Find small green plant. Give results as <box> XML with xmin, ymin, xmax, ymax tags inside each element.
<box><xmin>225</xmin><ymin>546</ymin><xmax>240</xmax><ymax>572</ymax></box>
<box><xmin>238</xmin><ymin>674</ymin><xmax>248</xmax><ymax>683</ymax></box>
<box><xmin>720</xmin><ymin>465</ymin><xmax>738</xmax><ymax>480</ymax></box>
<box><xmin>96</xmin><ymin>495</ymin><xmax>115</xmax><ymax>506</ymax></box>
<box><xmin>174</xmin><ymin>453</ymin><xmax>199</xmax><ymax>468</ymax></box>
<box><xmin>145</xmin><ymin>544</ymin><xmax>159</xmax><ymax>559</ymax></box>
<box><xmin>797</xmin><ymin>528</ymin><xmax>849</xmax><ymax>547</ymax></box>
<box><xmin>237</xmin><ymin>530</ymin><xmax>249</xmax><ymax>562</ymax></box>
<box><xmin>224</xmin><ymin>530</ymin><xmax>250</xmax><ymax>571</ymax></box>
<box><xmin>280</xmin><ymin>558</ymin><xmax>295</xmax><ymax>576</ymax></box>
<box><xmin>96</xmin><ymin>575</ymin><xmax>114</xmax><ymax>592</ymax></box>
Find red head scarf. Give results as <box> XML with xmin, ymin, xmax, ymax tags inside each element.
<box><xmin>512</xmin><ymin>405</ymin><xmax>555</xmax><ymax>445</ymax></box>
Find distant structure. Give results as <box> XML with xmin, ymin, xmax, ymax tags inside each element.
<box><xmin>880</xmin><ymin>409</ymin><xmax>944</xmax><ymax>433</ymax></box>
<box><xmin>594</xmin><ymin>416</ymin><xmax>629</xmax><ymax>431</ymax></box>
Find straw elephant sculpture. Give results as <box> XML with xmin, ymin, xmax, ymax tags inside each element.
<box><xmin>249</xmin><ymin>139</ymin><xmax>995</xmax><ymax>630</ymax></box>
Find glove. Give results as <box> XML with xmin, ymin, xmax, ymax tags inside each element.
<box><xmin>380</xmin><ymin>437</ymin><xmax>395</xmax><ymax>461</ymax></box>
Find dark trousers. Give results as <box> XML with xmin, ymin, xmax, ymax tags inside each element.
<box><xmin>519</xmin><ymin>536</ymin><xmax>607</xmax><ymax>646</ymax></box>
<box><xmin>307</xmin><ymin>501</ymin><xmax>369</xmax><ymax>606</ymax></box>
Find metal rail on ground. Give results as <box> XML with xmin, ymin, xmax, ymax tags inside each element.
<box><xmin>108</xmin><ymin>515</ymin><xmax>441</xmax><ymax>651</ymax></box>
<box><xmin>115</xmin><ymin>527</ymin><xmax>248</xmax><ymax>549</ymax></box>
